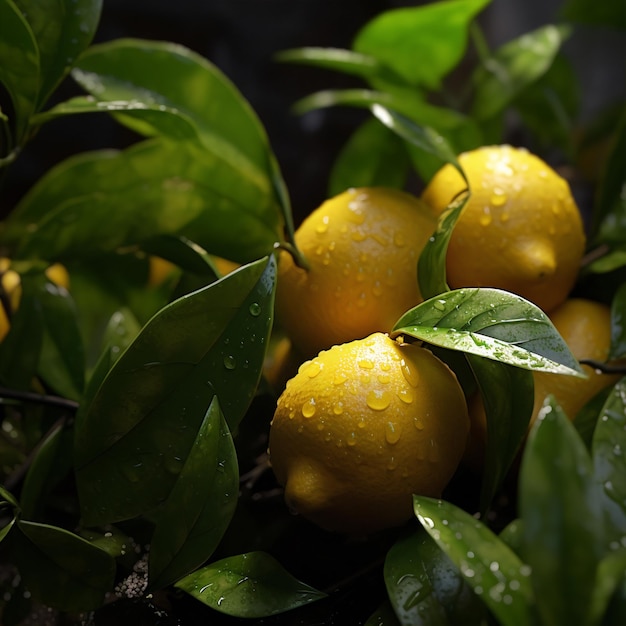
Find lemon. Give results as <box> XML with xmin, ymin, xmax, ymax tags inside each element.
<box><xmin>421</xmin><ymin>145</ymin><xmax>586</xmax><ymax>312</ymax></box>
<box><xmin>268</xmin><ymin>332</ymin><xmax>469</xmax><ymax>534</ymax></box>
<box><xmin>276</xmin><ymin>187</ymin><xmax>437</xmax><ymax>357</ymax></box>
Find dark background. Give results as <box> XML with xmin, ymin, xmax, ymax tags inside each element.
<box><xmin>6</xmin><ymin>0</ymin><xmax>625</xmax><ymax>225</ymax></box>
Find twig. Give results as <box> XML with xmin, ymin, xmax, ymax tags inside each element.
<box><xmin>0</xmin><ymin>386</ymin><xmax>79</xmax><ymax>412</ymax></box>
<box><xmin>579</xmin><ymin>359</ymin><xmax>626</xmax><ymax>375</ymax></box>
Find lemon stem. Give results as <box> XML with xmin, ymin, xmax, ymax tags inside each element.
<box><xmin>274</xmin><ymin>241</ymin><xmax>310</xmax><ymax>271</ymax></box>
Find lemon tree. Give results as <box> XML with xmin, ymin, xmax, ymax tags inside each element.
<box><xmin>0</xmin><ymin>0</ymin><xmax>625</xmax><ymax>624</ymax></box>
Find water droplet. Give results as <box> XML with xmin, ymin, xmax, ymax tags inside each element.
<box><xmin>223</xmin><ymin>355</ymin><xmax>236</xmax><ymax>370</ymax></box>
<box><xmin>303</xmin><ymin>361</ymin><xmax>322</xmax><ymax>378</ymax></box>
<box><xmin>490</xmin><ymin>561</ymin><xmax>500</xmax><ymax>572</ymax></box>
<box><xmin>356</xmin><ymin>293</ymin><xmax>367</xmax><ymax>308</ymax></box>
<box><xmin>380</xmin><ymin>361</ymin><xmax>391</xmax><ymax>371</ymax></box>
<box><xmin>490</xmin><ymin>191</ymin><xmax>507</xmax><ymax>206</ymax></box>
<box><xmin>387</xmin><ymin>455</ymin><xmax>398</xmax><ymax>470</ymax></box>
<box><xmin>414</xmin><ymin>417</ymin><xmax>425</xmax><ymax>430</ymax></box>
<box><xmin>372</xmin><ymin>281</ymin><xmax>383</xmax><ymax>296</ymax></box>
<box><xmin>347</xmin><ymin>433</ymin><xmax>357</xmax><ymax>446</ymax></box>
<box><xmin>397</xmin><ymin>388</ymin><xmax>414</xmax><ymax>404</ymax></box>
<box><xmin>433</xmin><ymin>299</ymin><xmax>446</xmax><ymax>311</ymax></box>
<box><xmin>316</xmin><ymin>215</ymin><xmax>329</xmax><ymax>234</ymax></box>
<box><xmin>367</xmin><ymin>389</ymin><xmax>391</xmax><ymax>411</ymax></box>
<box><xmin>333</xmin><ymin>402</ymin><xmax>344</xmax><ymax>415</ymax></box>
<box><xmin>479</xmin><ymin>210</ymin><xmax>492</xmax><ymax>226</ymax></box>
<box><xmin>333</xmin><ymin>372</ymin><xmax>348</xmax><ymax>385</ymax></box>
<box><xmin>401</xmin><ymin>359</ymin><xmax>419</xmax><ymax>386</ymax></box>
<box><xmin>377</xmin><ymin>373</ymin><xmax>391</xmax><ymax>384</ymax></box>
<box><xmin>358</xmin><ymin>359</ymin><xmax>374</xmax><ymax>370</ymax></box>
<box><xmin>385</xmin><ymin>421</ymin><xmax>401</xmax><ymax>444</ymax></box>
<box><xmin>302</xmin><ymin>398</ymin><xmax>316</xmax><ymax>418</ymax></box>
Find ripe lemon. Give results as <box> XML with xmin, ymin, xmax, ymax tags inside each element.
<box><xmin>421</xmin><ymin>145</ymin><xmax>586</xmax><ymax>312</ymax></box>
<box><xmin>268</xmin><ymin>332</ymin><xmax>469</xmax><ymax>534</ymax></box>
<box><xmin>531</xmin><ymin>298</ymin><xmax>620</xmax><ymax>425</ymax></box>
<box><xmin>276</xmin><ymin>187</ymin><xmax>437</xmax><ymax>357</ymax></box>
<box><xmin>463</xmin><ymin>297</ymin><xmax>619</xmax><ymax>470</ymax></box>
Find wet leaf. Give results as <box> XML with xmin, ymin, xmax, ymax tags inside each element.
<box><xmin>519</xmin><ymin>397</ymin><xmax>605</xmax><ymax>626</ymax></box>
<box><xmin>329</xmin><ymin>119</ymin><xmax>409</xmax><ymax>196</ymax></box>
<box><xmin>467</xmin><ymin>355</ymin><xmax>533</xmax><ymax>513</ymax></box>
<box><xmin>9</xmin><ymin>520</ymin><xmax>115</xmax><ymax>611</ymax></box>
<box><xmin>353</xmin><ymin>0</ymin><xmax>492</xmax><ymax>89</ymax></box>
<box><xmin>74</xmin><ymin>256</ymin><xmax>275</xmax><ymax>526</ymax></box>
<box><xmin>175</xmin><ymin>551</ymin><xmax>326</xmax><ymax>618</ymax></box>
<box><xmin>384</xmin><ymin>529</ymin><xmax>485</xmax><ymax>625</ymax></box>
<box><xmin>414</xmin><ymin>496</ymin><xmax>536</xmax><ymax>625</ymax></box>
<box><xmin>589</xmin><ymin>549</ymin><xmax>626</xmax><ymax>625</ymax></box>
<box><xmin>0</xmin><ymin>0</ymin><xmax>39</xmax><ymax>143</ymax></box>
<box><xmin>4</xmin><ymin>139</ymin><xmax>281</xmax><ymax>264</ymax></box>
<box><xmin>609</xmin><ymin>282</ymin><xmax>626</xmax><ymax>360</ymax></box>
<box><xmin>417</xmin><ymin>192</ymin><xmax>468</xmax><ymax>300</ymax></box>
<box><xmin>592</xmin><ymin>377</ymin><xmax>626</xmax><ymax>547</ymax></box>
<box><xmin>364</xmin><ymin>600</ymin><xmax>402</xmax><ymax>626</ymax></box>
<box><xmin>472</xmin><ymin>25</ymin><xmax>570</xmax><ymax>120</ymax></box>
<box><xmin>14</xmin><ymin>0</ymin><xmax>101</xmax><ymax>108</ymax></box>
<box><xmin>148</xmin><ymin>397</ymin><xmax>239</xmax><ymax>590</ymax></box>
<box><xmin>394</xmin><ymin>287</ymin><xmax>585</xmax><ymax>376</ymax></box>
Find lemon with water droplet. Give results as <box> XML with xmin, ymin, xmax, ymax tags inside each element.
<box><xmin>421</xmin><ymin>145</ymin><xmax>585</xmax><ymax>313</ymax></box>
<box><xmin>268</xmin><ymin>332</ymin><xmax>469</xmax><ymax>534</ymax></box>
<box><xmin>276</xmin><ymin>187</ymin><xmax>437</xmax><ymax>358</ymax></box>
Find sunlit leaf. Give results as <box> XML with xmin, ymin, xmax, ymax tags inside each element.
<box><xmin>384</xmin><ymin>530</ymin><xmax>485</xmax><ymax>625</ymax></box>
<box><xmin>329</xmin><ymin>119</ymin><xmax>409</xmax><ymax>196</ymax></box>
<box><xmin>4</xmin><ymin>139</ymin><xmax>282</xmax><ymax>264</ymax></box>
<box><xmin>519</xmin><ymin>397</ymin><xmax>605</xmax><ymax>626</ymax></box>
<box><xmin>0</xmin><ymin>0</ymin><xmax>39</xmax><ymax>144</ymax></box>
<box><xmin>175</xmin><ymin>551</ymin><xmax>326</xmax><ymax>618</ymax></box>
<box><xmin>417</xmin><ymin>192</ymin><xmax>468</xmax><ymax>300</ymax></box>
<box><xmin>467</xmin><ymin>355</ymin><xmax>533</xmax><ymax>512</ymax></box>
<box><xmin>14</xmin><ymin>0</ymin><xmax>101</xmax><ymax>108</ymax></box>
<box><xmin>9</xmin><ymin>520</ymin><xmax>115</xmax><ymax>611</ymax></box>
<box><xmin>592</xmin><ymin>377</ymin><xmax>626</xmax><ymax>547</ymax></box>
<box><xmin>353</xmin><ymin>0</ymin><xmax>492</xmax><ymax>89</ymax></box>
<box><xmin>148</xmin><ymin>397</ymin><xmax>239</xmax><ymax>590</ymax></box>
<box><xmin>414</xmin><ymin>496</ymin><xmax>536</xmax><ymax>625</ymax></box>
<box><xmin>74</xmin><ymin>257</ymin><xmax>275</xmax><ymax>526</ymax></box>
<box><xmin>393</xmin><ymin>288</ymin><xmax>585</xmax><ymax>376</ymax></box>
<box><xmin>472</xmin><ymin>25</ymin><xmax>570</xmax><ymax>121</ymax></box>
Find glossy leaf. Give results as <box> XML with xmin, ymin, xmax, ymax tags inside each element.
<box><xmin>175</xmin><ymin>551</ymin><xmax>326</xmax><ymax>618</ymax></box>
<box><xmin>573</xmin><ymin>385</ymin><xmax>614</xmax><ymax>449</ymax></box>
<box><xmin>384</xmin><ymin>530</ymin><xmax>484</xmax><ymax>625</ymax></box>
<box><xmin>353</xmin><ymin>0</ymin><xmax>492</xmax><ymax>89</ymax></box>
<box><xmin>519</xmin><ymin>397</ymin><xmax>605</xmax><ymax>626</ymax></box>
<box><xmin>100</xmin><ymin>308</ymin><xmax>143</xmax><ymax>367</ymax></box>
<box><xmin>393</xmin><ymin>288</ymin><xmax>585</xmax><ymax>376</ymax></box>
<box><xmin>609</xmin><ymin>280</ymin><xmax>626</xmax><ymax>360</ymax></box>
<box><xmin>80</xmin><ymin>525</ymin><xmax>135</xmax><ymax>559</ymax></box>
<box><xmin>0</xmin><ymin>516</ymin><xmax>16</xmax><ymax>543</ymax></box>
<box><xmin>472</xmin><ymin>25</ymin><xmax>570</xmax><ymax>121</ymax></box>
<box><xmin>14</xmin><ymin>0</ymin><xmax>101</xmax><ymax>108</ymax></box>
<box><xmin>74</xmin><ymin>256</ymin><xmax>276</xmax><ymax>526</ymax></box>
<box><xmin>589</xmin><ymin>550</ymin><xmax>626</xmax><ymax>626</ymax></box>
<box><xmin>0</xmin><ymin>485</ymin><xmax>19</xmax><ymax>508</ymax></box>
<box><xmin>329</xmin><ymin>119</ymin><xmax>409</xmax><ymax>196</ymax></box>
<box><xmin>140</xmin><ymin>234</ymin><xmax>218</xmax><ymax>277</ymax></box>
<box><xmin>9</xmin><ymin>520</ymin><xmax>115</xmax><ymax>611</ymax></box>
<box><xmin>592</xmin><ymin>377</ymin><xmax>626</xmax><ymax>547</ymax></box>
<box><xmin>467</xmin><ymin>355</ymin><xmax>533</xmax><ymax>512</ymax></box>
<box><xmin>4</xmin><ymin>140</ymin><xmax>281</xmax><ymax>264</ymax></box>
<box><xmin>148</xmin><ymin>397</ymin><xmax>239</xmax><ymax>590</ymax></box>
<box><xmin>364</xmin><ymin>601</ymin><xmax>402</xmax><ymax>626</ymax></box>
<box><xmin>414</xmin><ymin>496</ymin><xmax>536</xmax><ymax>626</ymax></box>
<box><xmin>417</xmin><ymin>192</ymin><xmax>468</xmax><ymax>300</ymax></box>
<box><xmin>0</xmin><ymin>0</ymin><xmax>39</xmax><ymax>144</ymax></box>
<box><xmin>20</xmin><ymin>422</ymin><xmax>73</xmax><ymax>520</ymax></box>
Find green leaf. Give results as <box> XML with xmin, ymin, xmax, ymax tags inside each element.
<box><xmin>4</xmin><ymin>139</ymin><xmax>282</xmax><ymax>264</ymax></box>
<box><xmin>384</xmin><ymin>530</ymin><xmax>485</xmax><ymax>625</ymax></box>
<box><xmin>74</xmin><ymin>256</ymin><xmax>276</xmax><ymax>526</ymax></box>
<box><xmin>0</xmin><ymin>485</ymin><xmax>19</xmax><ymax>508</ymax></box>
<box><xmin>9</xmin><ymin>520</ymin><xmax>115</xmax><ymax>612</ymax></box>
<box><xmin>589</xmin><ymin>550</ymin><xmax>626</xmax><ymax>626</ymax></box>
<box><xmin>329</xmin><ymin>119</ymin><xmax>409</xmax><ymax>196</ymax></box>
<box><xmin>20</xmin><ymin>422</ymin><xmax>73</xmax><ymax>520</ymax></box>
<box><xmin>100</xmin><ymin>308</ymin><xmax>143</xmax><ymax>367</ymax></box>
<box><xmin>353</xmin><ymin>0</ymin><xmax>492</xmax><ymax>89</ymax></box>
<box><xmin>417</xmin><ymin>192</ymin><xmax>468</xmax><ymax>299</ymax></box>
<box><xmin>364</xmin><ymin>601</ymin><xmax>402</xmax><ymax>626</ymax></box>
<box><xmin>592</xmin><ymin>377</ymin><xmax>626</xmax><ymax>548</ymax></box>
<box><xmin>519</xmin><ymin>397</ymin><xmax>605</xmax><ymax>626</ymax></box>
<box><xmin>414</xmin><ymin>496</ymin><xmax>536</xmax><ymax>626</ymax></box>
<box><xmin>467</xmin><ymin>356</ymin><xmax>533</xmax><ymax>512</ymax></box>
<box><xmin>148</xmin><ymin>397</ymin><xmax>239</xmax><ymax>590</ymax></box>
<box><xmin>610</xmin><ymin>283</ymin><xmax>626</xmax><ymax>360</ymax></box>
<box><xmin>472</xmin><ymin>25</ymin><xmax>570</xmax><ymax>121</ymax></box>
<box><xmin>175</xmin><ymin>551</ymin><xmax>326</xmax><ymax>618</ymax></box>
<box><xmin>573</xmin><ymin>385</ymin><xmax>615</xmax><ymax>449</ymax></box>
<box><xmin>393</xmin><ymin>287</ymin><xmax>585</xmax><ymax>376</ymax></box>
<box><xmin>560</xmin><ymin>0</ymin><xmax>626</xmax><ymax>29</ymax></box>
<box><xmin>79</xmin><ymin>525</ymin><xmax>136</xmax><ymax>559</ymax></box>
<box><xmin>14</xmin><ymin>0</ymin><xmax>101</xmax><ymax>109</ymax></box>
<box><xmin>0</xmin><ymin>0</ymin><xmax>39</xmax><ymax>144</ymax></box>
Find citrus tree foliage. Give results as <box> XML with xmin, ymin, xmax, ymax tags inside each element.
<box><xmin>0</xmin><ymin>0</ymin><xmax>624</xmax><ymax>623</ymax></box>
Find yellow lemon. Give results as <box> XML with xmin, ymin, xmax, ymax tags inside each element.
<box><xmin>421</xmin><ymin>145</ymin><xmax>586</xmax><ymax>312</ymax></box>
<box><xmin>276</xmin><ymin>187</ymin><xmax>437</xmax><ymax>357</ymax></box>
<box><xmin>268</xmin><ymin>332</ymin><xmax>469</xmax><ymax>534</ymax></box>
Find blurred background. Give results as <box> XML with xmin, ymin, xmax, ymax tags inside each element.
<box><xmin>8</xmin><ymin>0</ymin><xmax>626</xmax><ymax>224</ymax></box>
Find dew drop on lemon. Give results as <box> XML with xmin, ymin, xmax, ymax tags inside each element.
<box><xmin>333</xmin><ymin>372</ymin><xmax>348</xmax><ymax>385</ymax></box>
<box><xmin>358</xmin><ymin>359</ymin><xmax>374</xmax><ymax>370</ymax></box>
<box><xmin>401</xmin><ymin>359</ymin><xmax>420</xmax><ymax>387</ymax></box>
<box><xmin>333</xmin><ymin>402</ymin><xmax>344</xmax><ymax>415</ymax></box>
<box><xmin>304</xmin><ymin>361</ymin><xmax>321</xmax><ymax>378</ymax></box>
<box><xmin>385</xmin><ymin>421</ymin><xmax>401</xmax><ymax>445</ymax></box>
<box><xmin>367</xmin><ymin>389</ymin><xmax>391</xmax><ymax>411</ymax></box>
<box><xmin>302</xmin><ymin>398</ymin><xmax>316</xmax><ymax>418</ymax></box>
<box><xmin>397</xmin><ymin>388</ymin><xmax>414</xmax><ymax>404</ymax></box>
